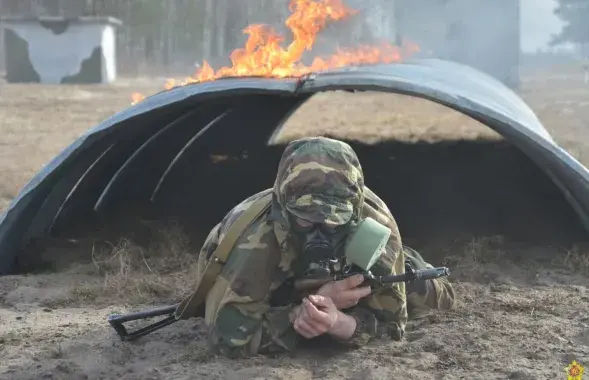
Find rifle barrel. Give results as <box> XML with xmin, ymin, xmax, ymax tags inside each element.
<box><xmin>294</xmin><ymin>266</ymin><xmax>450</xmax><ymax>290</ymax></box>
<box><xmin>378</xmin><ymin>266</ymin><xmax>450</xmax><ymax>285</ymax></box>
<box><xmin>413</xmin><ymin>267</ymin><xmax>451</xmax><ymax>281</ymax></box>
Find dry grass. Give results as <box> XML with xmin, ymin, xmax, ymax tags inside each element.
<box><xmin>276</xmin><ymin>91</ymin><xmax>502</xmax><ymax>144</ymax></box>
<box><xmin>43</xmin><ymin>222</ymin><xmax>200</xmax><ymax>308</ymax></box>
<box><xmin>0</xmin><ymin>79</ymin><xmax>161</xmax><ymax>211</ymax></box>
<box><xmin>563</xmin><ymin>246</ymin><xmax>589</xmax><ymax>275</ymax></box>
<box><xmin>440</xmin><ymin>236</ymin><xmax>506</xmax><ymax>274</ymax></box>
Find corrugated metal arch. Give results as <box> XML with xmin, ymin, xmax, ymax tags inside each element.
<box><xmin>1</xmin><ymin>58</ymin><xmax>588</xmax><ymax>275</ymax></box>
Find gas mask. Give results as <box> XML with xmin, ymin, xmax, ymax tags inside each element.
<box><xmin>288</xmin><ymin>213</ymin><xmax>393</xmax><ymax>279</ymax></box>
<box><xmin>288</xmin><ymin>213</ymin><xmax>351</xmax><ymax>277</ymax></box>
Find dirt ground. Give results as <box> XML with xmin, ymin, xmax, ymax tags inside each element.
<box><xmin>1</xmin><ymin>67</ymin><xmax>589</xmax><ymax>380</ymax></box>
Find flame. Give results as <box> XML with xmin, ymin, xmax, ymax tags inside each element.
<box><xmin>131</xmin><ymin>0</ymin><xmax>420</xmax><ymax>105</ymax></box>
<box><xmin>131</xmin><ymin>92</ymin><xmax>146</xmax><ymax>104</ymax></box>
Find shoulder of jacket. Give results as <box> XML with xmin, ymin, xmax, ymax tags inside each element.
<box><xmin>217</xmin><ymin>188</ymin><xmax>274</xmax><ymax>236</ymax></box>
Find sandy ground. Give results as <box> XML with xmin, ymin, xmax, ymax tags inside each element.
<box><xmin>1</xmin><ymin>68</ymin><xmax>589</xmax><ymax>379</ymax></box>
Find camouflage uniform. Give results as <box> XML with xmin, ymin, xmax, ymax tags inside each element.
<box><xmin>193</xmin><ymin>137</ymin><xmax>456</xmax><ymax>358</ymax></box>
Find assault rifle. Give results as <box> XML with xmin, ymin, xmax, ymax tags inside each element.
<box><xmin>108</xmin><ymin>217</ymin><xmax>450</xmax><ymax>342</ymax></box>
<box><xmin>293</xmin><ymin>260</ymin><xmax>450</xmax><ymax>292</ymax></box>
<box><xmin>107</xmin><ymin>260</ymin><xmax>450</xmax><ymax>342</ymax></box>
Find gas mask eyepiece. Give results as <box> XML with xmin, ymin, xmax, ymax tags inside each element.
<box><xmin>289</xmin><ymin>214</ymin><xmax>351</xmax><ymax>276</ymax></box>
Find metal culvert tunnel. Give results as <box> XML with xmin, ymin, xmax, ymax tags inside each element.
<box><xmin>1</xmin><ymin>58</ymin><xmax>589</xmax><ymax>275</ymax></box>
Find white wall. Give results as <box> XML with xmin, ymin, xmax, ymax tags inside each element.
<box><xmin>6</xmin><ymin>22</ymin><xmax>114</xmax><ymax>83</ymax></box>
<box><xmin>102</xmin><ymin>25</ymin><xmax>116</xmax><ymax>83</ymax></box>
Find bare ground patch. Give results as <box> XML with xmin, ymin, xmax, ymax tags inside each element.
<box><xmin>1</xmin><ymin>232</ymin><xmax>588</xmax><ymax>379</ymax></box>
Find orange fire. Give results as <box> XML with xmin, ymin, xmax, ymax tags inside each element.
<box><xmin>131</xmin><ymin>0</ymin><xmax>419</xmax><ymax>105</ymax></box>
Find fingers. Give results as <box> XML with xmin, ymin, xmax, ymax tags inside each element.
<box><xmin>306</xmin><ymin>295</ymin><xmax>333</xmax><ymax>310</ymax></box>
<box><xmin>293</xmin><ymin>297</ymin><xmax>333</xmax><ymax>338</ymax></box>
<box><xmin>303</xmin><ymin>297</ymin><xmax>331</xmax><ymax>327</ymax></box>
<box><xmin>332</xmin><ymin>286</ymin><xmax>371</xmax><ymax>309</ymax></box>
<box><xmin>334</xmin><ymin>274</ymin><xmax>366</xmax><ymax>291</ymax></box>
<box><xmin>294</xmin><ymin>317</ymin><xmax>321</xmax><ymax>339</ymax></box>
<box><xmin>345</xmin><ymin>285</ymin><xmax>372</xmax><ymax>301</ymax></box>
<box><xmin>306</xmin><ymin>296</ymin><xmax>339</xmax><ymax>330</ymax></box>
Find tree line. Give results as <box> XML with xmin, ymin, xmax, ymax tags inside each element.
<box><xmin>551</xmin><ymin>0</ymin><xmax>589</xmax><ymax>57</ymax></box>
<box><xmin>0</xmin><ymin>0</ymin><xmax>295</xmax><ymax>74</ymax></box>
<box><xmin>0</xmin><ymin>0</ymin><xmax>587</xmax><ymax>74</ymax></box>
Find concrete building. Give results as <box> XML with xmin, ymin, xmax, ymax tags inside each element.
<box><xmin>1</xmin><ymin>16</ymin><xmax>121</xmax><ymax>84</ymax></box>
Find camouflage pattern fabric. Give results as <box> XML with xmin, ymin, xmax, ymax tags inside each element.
<box><xmin>194</xmin><ymin>136</ymin><xmax>456</xmax><ymax>358</ymax></box>
<box><xmin>271</xmin><ymin>136</ymin><xmax>364</xmax><ymax>227</ymax></box>
<box><xmin>403</xmin><ymin>246</ymin><xmax>456</xmax><ymax>319</ymax></box>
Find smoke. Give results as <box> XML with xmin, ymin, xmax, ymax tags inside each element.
<box><xmin>308</xmin><ymin>0</ymin><xmax>398</xmax><ymax>59</ymax></box>
<box><xmin>196</xmin><ymin>0</ymin><xmax>567</xmax><ymax>77</ymax></box>
<box><xmin>336</xmin><ymin>0</ymin><xmax>397</xmax><ymax>42</ymax></box>
<box><xmin>520</xmin><ymin>0</ymin><xmax>563</xmax><ymax>52</ymax></box>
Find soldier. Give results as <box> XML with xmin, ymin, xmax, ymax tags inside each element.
<box><xmin>176</xmin><ymin>136</ymin><xmax>455</xmax><ymax>358</ymax></box>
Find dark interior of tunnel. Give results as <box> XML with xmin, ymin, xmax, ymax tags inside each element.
<box><xmin>20</xmin><ymin>137</ymin><xmax>588</xmax><ymax>274</ymax></box>
<box><xmin>150</xmin><ymin>138</ymin><xmax>588</xmax><ymax>247</ymax></box>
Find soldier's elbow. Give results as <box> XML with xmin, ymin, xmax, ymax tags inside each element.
<box><xmin>439</xmin><ymin>285</ymin><xmax>458</xmax><ymax>310</ymax></box>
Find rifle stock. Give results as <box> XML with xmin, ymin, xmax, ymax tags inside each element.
<box><xmin>108</xmin><ymin>303</ymin><xmax>179</xmax><ymax>341</ymax></box>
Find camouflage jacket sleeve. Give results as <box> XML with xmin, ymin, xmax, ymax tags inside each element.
<box><xmin>333</xmin><ymin>243</ymin><xmax>409</xmax><ymax>347</ymax></box>
<box><xmin>197</xmin><ymin>191</ymin><xmax>300</xmax><ymax>358</ymax></box>
<box><xmin>326</xmin><ymin>186</ymin><xmax>408</xmax><ymax>347</ymax></box>
<box><xmin>403</xmin><ymin>246</ymin><xmax>456</xmax><ymax>318</ymax></box>
<box><xmin>334</xmin><ymin>187</ymin><xmax>456</xmax><ymax>348</ymax></box>
<box><xmin>332</xmin><ymin>245</ymin><xmax>456</xmax><ymax>348</ymax></box>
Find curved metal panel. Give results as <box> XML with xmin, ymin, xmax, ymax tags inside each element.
<box><xmin>50</xmin><ymin>144</ymin><xmax>116</xmax><ymax>233</ymax></box>
<box><xmin>94</xmin><ymin>109</ymin><xmax>202</xmax><ymax>212</ymax></box>
<box><xmin>292</xmin><ymin>60</ymin><xmax>589</xmax><ymax>233</ymax></box>
<box><xmin>2</xmin><ymin>77</ymin><xmax>301</xmax><ymax>216</ymax></box>
<box><xmin>0</xmin><ymin>81</ymin><xmax>302</xmax><ymax>274</ymax></box>
<box><xmin>297</xmin><ymin>60</ymin><xmax>550</xmax><ymax>140</ymax></box>
<box><xmin>1</xmin><ymin>58</ymin><xmax>589</xmax><ymax>275</ymax></box>
<box><xmin>25</xmin><ymin>143</ymin><xmax>116</xmax><ymax>242</ymax></box>
<box><xmin>150</xmin><ymin>111</ymin><xmax>231</xmax><ymax>203</ymax></box>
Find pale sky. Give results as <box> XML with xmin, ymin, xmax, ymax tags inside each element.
<box><xmin>521</xmin><ymin>0</ymin><xmax>564</xmax><ymax>52</ymax></box>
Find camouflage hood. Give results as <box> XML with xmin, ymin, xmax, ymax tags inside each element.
<box><xmin>270</xmin><ymin>136</ymin><xmax>365</xmax><ymax>228</ymax></box>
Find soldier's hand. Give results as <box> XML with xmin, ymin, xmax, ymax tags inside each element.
<box><xmin>316</xmin><ymin>274</ymin><xmax>371</xmax><ymax>310</ymax></box>
<box><xmin>293</xmin><ymin>295</ymin><xmax>339</xmax><ymax>339</ymax></box>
